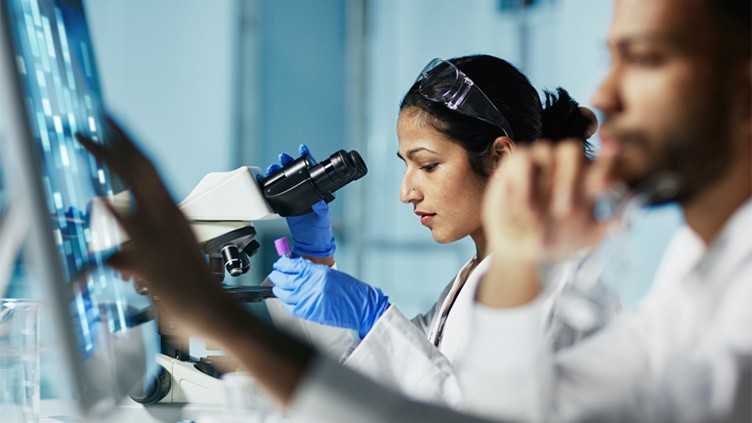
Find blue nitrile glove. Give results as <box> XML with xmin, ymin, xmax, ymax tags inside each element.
<box><xmin>286</xmin><ymin>199</ymin><xmax>335</xmax><ymax>257</ymax></box>
<box><xmin>262</xmin><ymin>145</ymin><xmax>335</xmax><ymax>258</ymax></box>
<box><xmin>269</xmin><ymin>256</ymin><xmax>390</xmax><ymax>338</ymax></box>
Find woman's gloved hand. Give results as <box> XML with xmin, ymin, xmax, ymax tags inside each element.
<box><xmin>264</xmin><ymin>144</ymin><xmax>335</xmax><ymax>258</ymax></box>
<box><xmin>269</xmin><ymin>256</ymin><xmax>390</xmax><ymax>338</ymax></box>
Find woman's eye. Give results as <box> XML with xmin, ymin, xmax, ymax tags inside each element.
<box><xmin>421</xmin><ymin>163</ymin><xmax>438</xmax><ymax>172</ymax></box>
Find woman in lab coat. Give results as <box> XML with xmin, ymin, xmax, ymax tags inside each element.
<box><xmin>266</xmin><ymin>54</ymin><xmax>596</xmax><ymax>407</ymax></box>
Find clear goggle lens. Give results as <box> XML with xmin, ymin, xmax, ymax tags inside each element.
<box><xmin>416</xmin><ymin>58</ymin><xmax>515</xmax><ymax>140</ymax></box>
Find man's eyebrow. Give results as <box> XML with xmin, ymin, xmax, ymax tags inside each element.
<box><xmin>609</xmin><ymin>33</ymin><xmax>687</xmax><ymax>51</ymax></box>
<box><xmin>396</xmin><ymin>147</ymin><xmax>438</xmax><ymax>162</ymax></box>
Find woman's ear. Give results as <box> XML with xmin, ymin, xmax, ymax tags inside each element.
<box><xmin>489</xmin><ymin>136</ymin><xmax>515</xmax><ymax>170</ymax></box>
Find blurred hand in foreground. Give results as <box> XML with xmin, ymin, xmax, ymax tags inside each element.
<box><xmin>478</xmin><ymin>140</ymin><xmax>608</xmax><ymax>307</ymax></box>
<box><xmin>76</xmin><ymin>117</ymin><xmax>316</xmax><ymax>407</ymax></box>
<box><xmin>75</xmin><ymin>118</ymin><xmax>234</xmax><ymax>336</ymax></box>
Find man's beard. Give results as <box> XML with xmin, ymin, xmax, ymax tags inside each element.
<box><xmin>599</xmin><ymin>111</ymin><xmax>734</xmax><ymax>206</ymax></box>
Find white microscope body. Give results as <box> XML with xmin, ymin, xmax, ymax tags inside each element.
<box><xmin>90</xmin><ymin>166</ymin><xmax>279</xmax><ymax>265</ymax></box>
<box><xmin>88</xmin><ymin>149</ymin><xmax>366</xmax><ymax>405</ymax></box>
<box><xmin>156</xmin><ymin>166</ymin><xmax>281</xmax><ymax>405</ymax></box>
<box><xmin>179</xmin><ymin>166</ymin><xmax>281</xmax><ymax>282</ymax></box>
<box><xmin>89</xmin><ymin>166</ymin><xmax>282</xmax><ymax>405</ymax></box>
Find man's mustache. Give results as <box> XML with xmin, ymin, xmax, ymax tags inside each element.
<box><xmin>597</xmin><ymin>121</ymin><xmax>648</xmax><ymax>149</ymax></box>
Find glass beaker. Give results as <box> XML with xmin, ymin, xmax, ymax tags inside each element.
<box><xmin>0</xmin><ymin>299</ymin><xmax>40</xmax><ymax>423</ymax></box>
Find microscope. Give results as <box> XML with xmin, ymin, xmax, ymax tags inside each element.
<box><xmin>90</xmin><ymin>148</ymin><xmax>366</xmax><ymax>281</ymax></box>
<box><xmin>183</xmin><ymin>149</ymin><xmax>366</xmax><ymax>286</ymax></box>
<box><xmin>118</xmin><ymin>148</ymin><xmax>367</xmax><ymax>405</ymax></box>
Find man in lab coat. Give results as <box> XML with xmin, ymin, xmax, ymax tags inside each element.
<box><xmin>455</xmin><ymin>0</ymin><xmax>752</xmax><ymax>421</ymax></box>
<box><xmin>81</xmin><ymin>0</ymin><xmax>750</xmax><ymax>421</ymax></box>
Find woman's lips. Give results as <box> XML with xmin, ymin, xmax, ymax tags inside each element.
<box><xmin>417</xmin><ymin>213</ymin><xmax>436</xmax><ymax>226</ymax></box>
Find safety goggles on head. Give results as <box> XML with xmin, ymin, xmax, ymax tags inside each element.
<box><xmin>415</xmin><ymin>58</ymin><xmax>515</xmax><ymax>140</ymax></box>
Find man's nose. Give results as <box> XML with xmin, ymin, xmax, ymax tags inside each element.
<box><xmin>591</xmin><ymin>65</ymin><xmax>622</xmax><ymax>115</ymax></box>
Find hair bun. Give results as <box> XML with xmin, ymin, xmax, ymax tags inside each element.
<box><xmin>541</xmin><ymin>88</ymin><xmax>597</xmax><ymax>142</ymax></box>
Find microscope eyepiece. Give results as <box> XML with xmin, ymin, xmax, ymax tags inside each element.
<box><xmin>309</xmin><ymin>150</ymin><xmax>367</xmax><ymax>194</ymax></box>
<box><xmin>259</xmin><ymin>149</ymin><xmax>367</xmax><ymax>216</ymax></box>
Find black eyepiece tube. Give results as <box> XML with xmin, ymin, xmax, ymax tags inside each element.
<box><xmin>259</xmin><ymin>149</ymin><xmax>367</xmax><ymax>217</ymax></box>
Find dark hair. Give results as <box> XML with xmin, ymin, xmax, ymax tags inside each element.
<box><xmin>400</xmin><ymin>54</ymin><xmax>594</xmax><ymax>176</ymax></box>
<box><xmin>706</xmin><ymin>0</ymin><xmax>751</xmax><ymax>58</ymax></box>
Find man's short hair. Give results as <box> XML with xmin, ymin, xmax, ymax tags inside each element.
<box><xmin>707</xmin><ymin>0</ymin><xmax>751</xmax><ymax>57</ymax></box>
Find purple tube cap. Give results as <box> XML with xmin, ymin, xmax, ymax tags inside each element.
<box><xmin>274</xmin><ymin>237</ymin><xmax>292</xmax><ymax>257</ymax></box>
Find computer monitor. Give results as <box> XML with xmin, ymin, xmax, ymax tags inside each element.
<box><xmin>0</xmin><ymin>0</ymin><xmax>159</xmax><ymax>417</ymax></box>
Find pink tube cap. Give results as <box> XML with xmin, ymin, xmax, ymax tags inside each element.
<box><xmin>274</xmin><ymin>237</ymin><xmax>292</xmax><ymax>257</ymax></box>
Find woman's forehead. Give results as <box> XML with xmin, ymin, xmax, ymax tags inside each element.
<box><xmin>398</xmin><ymin>109</ymin><xmax>454</xmax><ymax>144</ymax></box>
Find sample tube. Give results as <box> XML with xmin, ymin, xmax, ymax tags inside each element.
<box><xmin>274</xmin><ymin>237</ymin><xmax>293</xmax><ymax>258</ymax></box>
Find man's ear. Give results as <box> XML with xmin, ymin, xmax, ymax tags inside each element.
<box><xmin>730</xmin><ymin>58</ymin><xmax>752</xmax><ymax>141</ymax></box>
<box><xmin>741</xmin><ymin>59</ymin><xmax>752</xmax><ymax>140</ymax></box>
<box><xmin>744</xmin><ymin>58</ymin><xmax>751</xmax><ymax>117</ymax></box>
<box><xmin>489</xmin><ymin>136</ymin><xmax>515</xmax><ymax>170</ymax></box>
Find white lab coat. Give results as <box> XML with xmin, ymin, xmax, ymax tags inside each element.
<box><xmin>267</xmin><ymin>255</ymin><xmax>492</xmax><ymax>407</ymax></box>
<box><xmin>344</xmin><ymin>255</ymin><xmax>492</xmax><ymax>406</ymax></box>
<box><xmin>457</xmin><ymin>199</ymin><xmax>752</xmax><ymax>422</ymax></box>
<box><xmin>290</xmin><ymin>354</ymin><xmax>497</xmax><ymax>423</ymax></box>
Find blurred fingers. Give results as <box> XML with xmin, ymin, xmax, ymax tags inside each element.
<box><xmin>75</xmin><ymin>132</ymin><xmax>117</xmax><ymax>166</ymax></box>
<box><xmin>134</xmin><ymin>276</ymin><xmax>150</xmax><ymax>295</ymax></box>
<box><xmin>482</xmin><ymin>146</ymin><xmax>546</xmax><ymax>258</ymax></box>
<box><xmin>105</xmin><ymin>251</ymin><xmax>149</xmax><ymax>295</ymax></box>
<box><xmin>529</xmin><ymin>141</ymin><xmax>554</xmax><ymax>212</ymax></box>
<box><xmin>585</xmin><ymin>153</ymin><xmax>620</xmax><ymax>200</ymax></box>
<box><xmin>504</xmin><ymin>148</ymin><xmax>535</xmax><ymax>212</ymax></box>
<box><xmin>105</xmin><ymin>116</ymin><xmax>156</xmax><ymax>172</ymax></box>
<box><xmin>76</xmin><ymin>124</ymin><xmax>165</xmax><ymax>206</ymax></box>
<box><xmin>551</xmin><ymin>140</ymin><xmax>587</xmax><ymax>219</ymax></box>
<box><xmin>101</xmin><ymin>200</ymin><xmax>139</xmax><ymax>237</ymax></box>
<box><xmin>106</xmin><ymin>250</ymin><xmax>135</xmax><ymax>274</ymax></box>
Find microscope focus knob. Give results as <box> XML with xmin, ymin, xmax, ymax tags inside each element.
<box><xmin>221</xmin><ymin>244</ymin><xmax>249</xmax><ymax>277</ymax></box>
<box><xmin>128</xmin><ymin>364</ymin><xmax>171</xmax><ymax>405</ymax></box>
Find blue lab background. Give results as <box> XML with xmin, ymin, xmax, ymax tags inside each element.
<box><xmin>0</xmin><ymin>0</ymin><xmax>683</xmax><ymax>399</ymax></box>
<box><xmin>80</xmin><ymin>0</ymin><xmax>683</xmax><ymax>316</ymax></box>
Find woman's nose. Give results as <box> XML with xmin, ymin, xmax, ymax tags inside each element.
<box><xmin>400</xmin><ymin>173</ymin><xmax>420</xmax><ymax>204</ymax></box>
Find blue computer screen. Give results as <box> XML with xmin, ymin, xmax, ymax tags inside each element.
<box><xmin>3</xmin><ymin>0</ymin><xmax>154</xmax><ymax>358</ymax></box>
